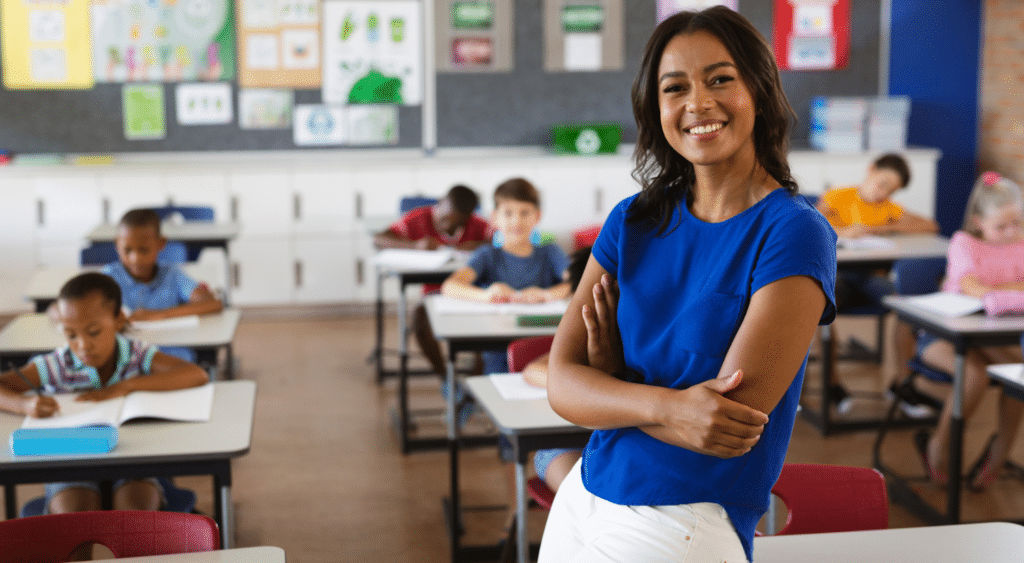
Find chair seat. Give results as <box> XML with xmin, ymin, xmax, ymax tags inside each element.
<box><xmin>527</xmin><ymin>477</ymin><xmax>555</xmax><ymax>510</ymax></box>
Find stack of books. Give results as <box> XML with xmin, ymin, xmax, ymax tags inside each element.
<box><xmin>810</xmin><ymin>96</ymin><xmax>912</xmax><ymax>153</ymax></box>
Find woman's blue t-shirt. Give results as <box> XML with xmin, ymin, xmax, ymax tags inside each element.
<box><xmin>589</xmin><ymin>188</ymin><xmax>836</xmax><ymax>561</ymax></box>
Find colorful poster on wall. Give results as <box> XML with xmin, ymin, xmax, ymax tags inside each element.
<box><xmin>123</xmin><ymin>84</ymin><xmax>166</xmax><ymax>139</ymax></box>
<box><xmin>435</xmin><ymin>0</ymin><xmax>513</xmax><ymax>73</ymax></box>
<box><xmin>348</xmin><ymin>105</ymin><xmax>398</xmax><ymax>144</ymax></box>
<box><xmin>91</xmin><ymin>0</ymin><xmax>235</xmax><ymax>83</ymax></box>
<box><xmin>239</xmin><ymin>88</ymin><xmax>294</xmax><ymax>129</ymax></box>
<box><xmin>293</xmin><ymin>104</ymin><xmax>348</xmax><ymax>145</ymax></box>
<box><xmin>542</xmin><ymin>0</ymin><xmax>624</xmax><ymax>73</ymax></box>
<box><xmin>321</xmin><ymin>0</ymin><xmax>423</xmax><ymax>105</ymax></box>
<box><xmin>1</xmin><ymin>0</ymin><xmax>94</xmax><ymax>89</ymax></box>
<box><xmin>773</xmin><ymin>0</ymin><xmax>849</xmax><ymax>70</ymax></box>
<box><xmin>656</xmin><ymin>0</ymin><xmax>737</xmax><ymax>23</ymax></box>
<box><xmin>176</xmin><ymin>82</ymin><xmax>233</xmax><ymax>125</ymax></box>
<box><xmin>237</xmin><ymin>0</ymin><xmax>322</xmax><ymax>88</ymax></box>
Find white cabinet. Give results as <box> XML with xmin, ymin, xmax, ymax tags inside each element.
<box><xmin>162</xmin><ymin>170</ymin><xmax>230</xmax><ymax>220</ymax></box>
<box><xmin>229</xmin><ymin>237</ymin><xmax>292</xmax><ymax>306</ymax></box>
<box><xmin>99</xmin><ymin>171</ymin><xmax>169</xmax><ymax>223</ymax></box>
<box><xmin>0</xmin><ymin>176</ymin><xmax>38</xmax><ymax>312</ymax></box>
<box><xmin>34</xmin><ymin>174</ymin><xmax>101</xmax><ymax>244</ymax></box>
<box><xmin>228</xmin><ymin>170</ymin><xmax>292</xmax><ymax>235</ymax></box>
<box><xmin>292</xmin><ymin>235</ymin><xmax>357</xmax><ymax>303</ymax></box>
<box><xmin>291</xmin><ymin>170</ymin><xmax>358</xmax><ymax>234</ymax></box>
<box><xmin>354</xmin><ymin>168</ymin><xmax>415</xmax><ymax>218</ymax></box>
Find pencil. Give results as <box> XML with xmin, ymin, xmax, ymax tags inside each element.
<box><xmin>7</xmin><ymin>363</ymin><xmax>41</xmax><ymax>397</ymax></box>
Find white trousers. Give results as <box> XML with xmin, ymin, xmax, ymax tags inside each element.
<box><xmin>538</xmin><ymin>459</ymin><xmax>748</xmax><ymax>563</ymax></box>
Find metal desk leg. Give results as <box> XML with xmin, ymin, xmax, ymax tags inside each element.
<box><xmin>375</xmin><ymin>268</ymin><xmax>385</xmax><ymax>383</ymax></box>
<box><xmin>820</xmin><ymin>324</ymin><xmax>834</xmax><ymax>434</ymax></box>
<box><xmin>214</xmin><ymin>471</ymin><xmax>233</xmax><ymax>549</ymax></box>
<box><xmin>447</xmin><ymin>347</ymin><xmax>461</xmax><ymax>563</ymax></box>
<box><xmin>225</xmin><ymin>343</ymin><xmax>234</xmax><ymax>381</ymax></box>
<box><xmin>948</xmin><ymin>349</ymin><xmax>966</xmax><ymax>523</ymax></box>
<box><xmin>515</xmin><ymin>444</ymin><xmax>529</xmax><ymax>563</ymax></box>
<box><xmin>398</xmin><ymin>280</ymin><xmax>411</xmax><ymax>453</ymax></box>
<box><xmin>5</xmin><ymin>484</ymin><xmax>16</xmax><ymax>519</ymax></box>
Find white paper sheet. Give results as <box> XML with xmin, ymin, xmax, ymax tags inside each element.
<box><xmin>131</xmin><ymin>315</ymin><xmax>200</xmax><ymax>331</ymax></box>
<box><xmin>175</xmin><ymin>83</ymin><xmax>233</xmax><ymax>125</ymax></box>
<box><xmin>836</xmin><ymin>236</ymin><xmax>896</xmax><ymax>250</ymax></box>
<box><xmin>906</xmin><ymin>292</ymin><xmax>984</xmax><ymax>317</ymax></box>
<box><xmin>488</xmin><ymin>373</ymin><xmax>548</xmax><ymax>401</ymax></box>
<box><xmin>431</xmin><ymin>296</ymin><xmax>569</xmax><ymax>316</ymax></box>
<box><xmin>988</xmin><ymin>363</ymin><xmax>1024</xmax><ymax>388</ymax></box>
<box><xmin>373</xmin><ymin>249</ymin><xmax>454</xmax><ymax>270</ymax></box>
<box><xmin>564</xmin><ymin>33</ymin><xmax>601</xmax><ymax>71</ymax></box>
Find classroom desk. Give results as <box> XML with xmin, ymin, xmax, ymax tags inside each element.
<box><xmin>878</xmin><ymin>295</ymin><xmax>1024</xmax><ymax>525</ymax></box>
<box><xmin>87</xmin><ymin>222</ymin><xmax>240</xmax><ymax>250</ymax></box>
<box><xmin>802</xmin><ymin>234</ymin><xmax>949</xmax><ymax>436</ymax></box>
<box><xmin>0</xmin><ymin>309</ymin><xmax>242</xmax><ymax>380</ymax></box>
<box><xmin>425</xmin><ymin>295</ymin><xmax>562</xmax><ymax>563</ymax></box>
<box><xmin>463</xmin><ymin>375</ymin><xmax>590</xmax><ymax>563</ymax></box>
<box><xmin>0</xmin><ymin>380</ymin><xmax>256</xmax><ymax>550</ymax></box>
<box><xmin>753</xmin><ymin>522</ymin><xmax>1024</xmax><ymax>563</ymax></box>
<box><xmin>107</xmin><ymin>547</ymin><xmax>285</xmax><ymax>563</ymax></box>
<box><xmin>23</xmin><ymin>263</ymin><xmax>223</xmax><ymax>313</ymax></box>
<box><xmin>373</xmin><ymin>253</ymin><xmax>463</xmax><ymax>454</ymax></box>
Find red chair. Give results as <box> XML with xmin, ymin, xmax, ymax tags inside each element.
<box><xmin>768</xmin><ymin>463</ymin><xmax>889</xmax><ymax>535</ymax></box>
<box><xmin>572</xmin><ymin>225</ymin><xmax>601</xmax><ymax>251</ymax></box>
<box><xmin>0</xmin><ymin>510</ymin><xmax>220</xmax><ymax>562</ymax></box>
<box><xmin>507</xmin><ymin>335</ymin><xmax>558</xmax><ymax>510</ymax></box>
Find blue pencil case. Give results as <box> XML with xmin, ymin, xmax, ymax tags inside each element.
<box><xmin>10</xmin><ymin>426</ymin><xmax>118</xmax><ymax>456</ymax></box>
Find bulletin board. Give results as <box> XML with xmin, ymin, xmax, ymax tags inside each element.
<box><xmin>0</xmin><ymin>0</ymin><xmax>880</xmax><ymax>154</ymax></box>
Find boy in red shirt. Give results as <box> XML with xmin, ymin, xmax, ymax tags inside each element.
<box><xmin>374</xmin><ymin>185</ymin><xmax>492</xmax><ymax>375</ymax></box>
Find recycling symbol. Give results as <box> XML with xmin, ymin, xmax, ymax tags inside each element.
<box><xmin>575</xmin><ymin>129</ymin><xmax>601</xmax><ymax>154</ymax></box>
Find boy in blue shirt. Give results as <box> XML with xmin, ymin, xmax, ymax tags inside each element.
<box><xmin>442</xmin><ymin>177</ymin><xmax>570</xmax><ymax>374</ymax></box>
<box><xmin>103</xmin><ymin>209</ymin><xmax>223</xmax><ymax>362</ymax></box>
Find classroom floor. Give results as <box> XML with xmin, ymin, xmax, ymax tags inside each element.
<box><xmin>6</xmin><ymin>313</ymin><xmax>1024</xmax><ymax>562</ymax></box>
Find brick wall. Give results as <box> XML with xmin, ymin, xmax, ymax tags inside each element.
<box><xmin>979</xmin><ymin>0</ymin><xmax>1024</xmax><ymax>184</ymax></box>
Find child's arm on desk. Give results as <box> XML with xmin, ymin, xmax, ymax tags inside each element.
<box><xmin>130</xmin><ymin>283</ymin><xmax>223</xmax><ymax>321</ymax></box>
<box><xmin>374</xmin><ymin>229</ymin><xmax>441</xmax><ymax>250</ymax></box>
<box><xmin>513</xmin><ymin>283</ymin><xmax>571</xmax><ymax>303</ymax></box>
<box><xmin>441</xmin><ymin>266</ymin><xmax>513</xmax><ymax>303</ymax></box>
<box><xmin>869</xmin><ymin>209</ymin><xmax>938</xmax><ymax>235</ymax></box>
<box><xmin>0</xmin><ymin>363</ymin><xmax>59</xmax><ymax>417</ymax></box>
<box><xmin>76</xmin><ymin>352</ymin><xmax>208</xmax><ymax>402</ymax></box>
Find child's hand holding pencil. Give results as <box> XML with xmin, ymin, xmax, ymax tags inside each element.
<box><xmin>8</xmin><ymin>363</ymin><xmax>59</xmax><ymax>418</ymax></box>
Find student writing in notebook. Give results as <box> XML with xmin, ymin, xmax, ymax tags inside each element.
<box><xmin>913</xmin><ymin>172</ymin><xmax>1024</xmax><ymax>490</ymax></box>
<box><xmin>0</xmin><ymin>273</ymin><xmax>208</xmax><ymax>516</ymax></box>
<box><xmin>374</xmin><ymin>185</ymin><xmax>493</xmax><ymax>377</ymax></box>
<box><xmin>442</xmin><ymin>178</ymin><xmax>571</xmax><ymax>375</ymax></box>
<box><xmin>102</xmin><ymin>208</ymin><xmax>223</xmax><ymax>363</ymax></box>
<box><xmin>816</xmin><ymin>154</ymin><xmax>938</xmax><ymax>412</ymax></box>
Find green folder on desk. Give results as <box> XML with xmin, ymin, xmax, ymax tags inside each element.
<box><xmin>516</xmin><ymin>314</ymin><xmax>562</xmax><ymax>327</ymax></box>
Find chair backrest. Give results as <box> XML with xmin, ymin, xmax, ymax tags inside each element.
<box><xmin>149</xmin><ymin>205</ymin><xmax>215</xmax><ymax>222</ymax></box>
<box><xmin>507</xmin><ymin>335</ymin><xmax>556</xmax><ymax>373</ymax></box>
<box><xmin>892</xmin><ymin>257</ymin><xmax>948</xmax><ymax>296</ymax></box>
<box><xmin>399</xmin><ymin>196</ymin><xmax>439</xmax><ymax>214</ymax></box>
<box><xmin>0</xmin><ymin>510</ymin><xmax>219</xmax><ymax>561</ymax></box>
<box><xmin>80</xmin><ymin>241</ymin><xmax>188</xmax><ymax>266</ymax></box>
<box><xmin>572</xmin><ymin>225</ymin><xmax>601</xmax><ymax>251</ymax></box>
<box><xmin>770</xmin><ymin>463</ymin><xmax>889</xmax><ymax>535</ymax></box>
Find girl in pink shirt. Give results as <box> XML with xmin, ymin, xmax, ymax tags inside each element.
<box><xmin>918</xmin><ymin>171</ymin><xmax>1024</xmax><ymax>489</ymax></box>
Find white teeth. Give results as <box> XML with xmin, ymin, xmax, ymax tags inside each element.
<box><xmin>689</xmin><ymin>123</ymin><xmax>723</xmax><ymax>135</ymax></box>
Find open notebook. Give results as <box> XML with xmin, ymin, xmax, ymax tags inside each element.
<box><xmin>21</xmin><ymin>383</ymin><xmax>215</xmax><ymax>430</ymax></box>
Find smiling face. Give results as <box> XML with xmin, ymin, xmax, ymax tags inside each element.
<box><xmin>656</xmin><ymin>31</ymin><xmax>757</xmax><ymax>169</ymax></box>
<box><xmin>491</xmin><ymin>198</ymin><xmax>541</xmax><ymax>247</ymax></box>
<box><xmin>975</xmin><ymin>202</ymin><xmax>1024</xmax><ymax>245</ymax></box>
<box><xmin>57</xmin><ymin>292</ymin><xmax>125</xmax><ymax>371</ymax></box>
<box><xmin>115</xmin><ymin>224</ymin><xmax>166</xmax><ymax>282</ymax></box>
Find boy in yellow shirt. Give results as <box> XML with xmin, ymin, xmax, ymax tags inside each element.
<box><xmin>816</xmin><ymin>153</ymin><xmax>937</xmax><ymax>412</ymax></box>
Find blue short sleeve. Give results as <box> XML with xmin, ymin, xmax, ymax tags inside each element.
<box><xmin>592</xmin><ymin>196</ymin><xmax>632</xmax><ymax>276</ymax></box>
<box><xmin>547</xmin><ymin>245</ymin><xmax>570</xmax><ymax>284</ymax></box>
<box><xmin>753</xmin><ymin>207</ymin><xmax>838</xmax><ymax>324</ymax></box>
<box><xmin>168</xmin><ymin>266</ymin><xmax>200</xmax><ymax>303</ymax></box>
<box><xmin>465</xmin><ymin>245</ymin><xmax>495</xmax><ymax>287</ymax></box>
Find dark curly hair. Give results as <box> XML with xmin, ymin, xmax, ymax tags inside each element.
<box><xmin>629</xmin><ymin>6</ymin><xmax>798</xmax><ymax>234</ymax></box>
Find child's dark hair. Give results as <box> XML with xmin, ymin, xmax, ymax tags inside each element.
<box><xmin>446</xmin><ymin>185</ymin><xmax>480</xmax><ymax>216</ymax></box>
<box><xmin>566</xmin><ymin>246</ymin><xmax>591</xmax><ymax>292</ymax></box>
<box><xmin>58</xmin><ymin>272</ymin><xmax>122</xmax><ymax>315</ymax></box>
<box><xmin>119</xmin><ymin>208</ymin><xmax>163</xmax><ymax>234</ymax></box>
<box><xmin>494</xmin><ymin>178</ymin><xmax>541</xmax><ymax>208</ymax></box>
<box><xmin>872</xmin><ymin>153</ymin><xmax>911</xmax><ymax>188</ymax></box>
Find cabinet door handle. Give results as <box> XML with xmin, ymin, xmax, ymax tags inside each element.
<box><xmin>294</xmin><ymin>260</ymin><xmax>303</xmax><ymax>288</ymax></box>
<box><xmin>355</xmin><ymin>192</ymin><xmax>363</xmax><ymax>219</ymax></box>
<box><xmin>595</xmin><ymin>188</ymin><xmax>603</xmax><ymax>215</ymax></box>
<box><xmin>356</xmin><ymin>258</ymin><xmax>364</xmax><ymax>286</ymax></box>
<box><xmin>293</xmin><ymin>193</ymin><xmax>301</xmax><ymax>221</ymax></box>
<box><xmin>102</xmin><ymin>198</ymin><xmax>111</xmax><ymax>224</ymax></box>
<box><xmin>230</xmin><ymin>196</ymin><xmax>239</xmax><ymax>221</ymax></box>
<box><xmin>231</xmin><ymin>262</ymin><xmax>240</xmax><ymax>289</ymax></box>
<box><xmin>37</xmin><ymin>200</ymin><xmax>44</xmax><ymax>226</ymax></box>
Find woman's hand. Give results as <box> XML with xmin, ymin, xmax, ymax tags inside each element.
<box><xmin>645</xmin><ymin>369</ymin><xmax>768</xmax><ymax>458</ymax></box>
<box><xmin>23</xmin><ymin>395</ymin><xmax>59</xmax><ymax>418</ymax></box>
<box><xmin>582</xmin><ymin>274</ymin><xmax>623</xmax><ymax>375</ymax></box>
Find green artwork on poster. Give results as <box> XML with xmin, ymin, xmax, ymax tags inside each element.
<box><xmin>348</xmin><ymin>69</ymin><xmax>403</xmax><ymax>104</ymax></box>
<box><xmin>123</xmin><ymin>84</ymin><xmax>166</xmax><ymax>140</ymax></box>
